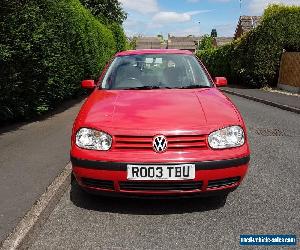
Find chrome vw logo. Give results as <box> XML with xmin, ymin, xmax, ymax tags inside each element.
<box><xmin>153</xmin><ymin>135</ymin><xmax>168</xmax><ymax>153</ymax></box>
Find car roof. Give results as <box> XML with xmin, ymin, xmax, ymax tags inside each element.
<box><xmin>116</xmin><ymin>49</ymin><xmax>193</xmax><ymax>57</ymax></box>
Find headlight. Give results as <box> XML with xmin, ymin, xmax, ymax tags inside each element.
<box><xmin>208</xmin><ymin>125</ymin><xmax>245</xmax><ymax>149</ymax></box>
<box><xmin>75</xmin><ymin>128</ymin><xmax>112</xmax><ymax>150</ymax></box>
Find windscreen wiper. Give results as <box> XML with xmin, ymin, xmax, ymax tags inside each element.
<box><xmin>176</xmin><ymin>85</ymin><xmax>210</xmax><ymax>89</ymax></box>
<box><xmin>121</xmin><ymin>85</ymin><xmax>166</xmax><ymax>90</ymax></box>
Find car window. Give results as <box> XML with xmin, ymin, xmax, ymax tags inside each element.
<box><xmin>101</xmin><ymin>54</ymin><xmax>212</xmax><ymax>90</ymax></box>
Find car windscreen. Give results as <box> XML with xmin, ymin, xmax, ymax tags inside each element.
<box><xmin>101</xmin><ymin>54</ymin><xmax>212</xmax><ymax>90</ymax></box>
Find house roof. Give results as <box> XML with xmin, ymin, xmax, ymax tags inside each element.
<box><xmin>116</xmin><ymin>49</ymin><xmax>193</xmax><ymax>57</ymax></box>
<box><xmin>234</xmin><ymin>15</ymin><xmax>261</xmax><ymax>39</ymax></box>
<box><xmin>167</xmin><ymin>36</ymin><xmax>201</xmax><ymax>50</ymax></box>
<box><xmin>213</xmin><ymin>37</ymin><xmax>233</xmax><ymax>47</ymax></box>
<box><xmin>135</xmin><ymin>37</ymin><xmax>162</xmax><ymax>49</ymax></box>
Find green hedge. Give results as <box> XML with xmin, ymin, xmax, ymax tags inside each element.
<box><xmin>0</xmin><ymin>0</ymin><xmax>126</xmax><ymax>122</ymax></box>
<box><xmin>109</xmin><ymin>22</ymin><xmax>127</xmax><ymax>52</ymax></box>
<box><xmin>197</xmin><ymin>4</ymin><xmax>300</xmax><ymax>88</ymax></box>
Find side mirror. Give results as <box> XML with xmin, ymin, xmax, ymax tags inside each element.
<box><xmin>81</xmin><ymin>80</ymin><xmax>95</xmax><ymax>89</ymax></box>
<box><xmin>214</xmin><ymin>77</ymin><xmax>227</xmax><ymax>87</ymax></box>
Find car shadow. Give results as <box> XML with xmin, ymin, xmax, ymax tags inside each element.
<box><xmin>70</xmin><ymin>181</ymin><xmax>227</xmax><ymax>215</ymax></box>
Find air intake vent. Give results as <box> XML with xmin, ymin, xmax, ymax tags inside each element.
<box><xmin>82</xmin><ymin>178</ymin><xmax>114</xmax><ymax>190</ymax></box>
<box><xmin>114</xmin><ymin>134</ymin><xmax>208</xmax><ymax>151</ymax></box>
<box><xmin>119</xmin><ymin>181</ymin><xmax>203</xmax><ymax>191</ymax></box>
<box><xmin>207</xmin><ymin>177</ymin><xmax>241</xmax><ymax>189</ymax></box>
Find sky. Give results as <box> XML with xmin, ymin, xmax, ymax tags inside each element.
<box><xmin>119</xmin><ymin>0</ymin><xmax>300</xmax><ymax>38</ymax></box>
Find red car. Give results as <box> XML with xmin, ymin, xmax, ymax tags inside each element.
<box><xmin>71</xmin><ymin>49</ymin><xmax>250</xmax><ymax>202</ymax></box>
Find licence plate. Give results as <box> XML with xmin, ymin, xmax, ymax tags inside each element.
<box><xmin>127</xmin><ymin>164</ymin><xmax>195</xmax><ymax>180</ymax></box>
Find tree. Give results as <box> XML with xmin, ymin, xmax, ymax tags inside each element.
<box><xmin>128</xmin><ymin>37</ymin><xmax>138</xmax><ymax>50</ymax></box>
<box><xmin>198</xmin><ymin>35</ymin><xmax>214</xmax><ymax>50</ymax></box>
<box><xmin>211</xmin><ymin>28</ymin><xmax>217</xmax><ymax>38</ymax></box>
<box><xmin>79</xmin><ymin>0</ymin><xmax>127</xmax><ymax>24</ymax></box>
<box><xmin>157</xmin><ymin>34</ymin><xmax>163</xmax><ymax>42</ymax></box>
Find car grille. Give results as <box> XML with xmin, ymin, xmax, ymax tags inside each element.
<box><xmin>119</xmin><ymin>181</ymin><xmax>203</xmax><ymax>191</ymax></box>
<box><xmin>207</xmin><ymin>177</ymin><xmax>241</xmax><ymax>189</ymax></box>
<box><xmin>81</xmin><ymin>178</ymin><xmax>115</xmax><ymax>190</ymax></box>
<box><xmin>114</xmin><ymin>134</ymin><xmax>207</xmax><ymax>151</ymax></box>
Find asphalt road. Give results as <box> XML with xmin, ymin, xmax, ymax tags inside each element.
<box><xmin>29</xmin><ymin>94</ymin><xmax>300</xmax><ymax>250</ymax></box>
<box><xmin>0</xmin><ymin>98</ymin><xmax>84</xmax><ymax>243</ymax></box>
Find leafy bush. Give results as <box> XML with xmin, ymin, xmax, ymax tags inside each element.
<box><xmin>197</xmin><ymin>4</ymin><xmax>300</xmax><ymax>88</ymax></box>
<box><xmin>127</xmin><ymin>37</ymin><xmax>138</xmax><ymax>50</ymax></box>
<box><xmin>109</xmin><ymin>22</ymin><xmax>127</xmax><ymax>52</ymax></box>
<box><xmin>78</xmin><ymin>0</ymin><xmax>128</xmax><ymax>52</ymax></box>
<box><xmin>79</xmin><ymin>0</ymin><xmax>127</xmax><ymax>24</ymax></box>
<box><xmin>198</xmin><ymin>35</ymin><xmax>214</xmax><ymax>51</ymax></box>
<box><xmin>0</xmin><ymin>0</ymin><xmax>119</xmax><ymax>122</ymax></box>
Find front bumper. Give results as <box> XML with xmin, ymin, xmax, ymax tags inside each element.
<box><xmin>71</xmin><ymin>156</ymin><xmax>249</xmax><ymax>196</ymax></box>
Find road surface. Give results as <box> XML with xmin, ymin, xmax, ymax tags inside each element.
<box><xmin>0</xmin><ymin>98</ymin><xmax>84</xmax><ymax>243</ymax></box>
<box><xmin>29</xmin><ymin>94</ymin><xmax>300</xmax><ymax>250</ymax></box>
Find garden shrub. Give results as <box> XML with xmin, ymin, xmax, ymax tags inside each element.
<box><xmin>0</xmin><ymin>0</ymin><xmax>118</xmax><ymax>122</ymax></box>
<box><xmin>108</xmin><ymin>22</ymin><xmax>127</xmax><ymax>52</ymax></box>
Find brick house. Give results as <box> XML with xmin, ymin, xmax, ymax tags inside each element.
<box><xmin>234</xmin><ymin>15</ymin><xmax>261</xmax><ymax>39</ymax></box>
<box><xmin>167</xmin><ymin>35</ymin><xmax>201</xmax><ymax>52</ymax></box>
<box><xmin>212</xmin><ymin>37</ymin><xmax>233</xmax><ymax>47</ymax></box>
<box><xmin>136</xmin><ymin>37</ymin><xmax>163</xmax><ymax>49</ymax></box>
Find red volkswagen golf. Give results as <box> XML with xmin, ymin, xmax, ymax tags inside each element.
<box><xmin>71</xmin><ymin>49</ymin><xmax>250</xmax><ymax>202</ymax></box>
